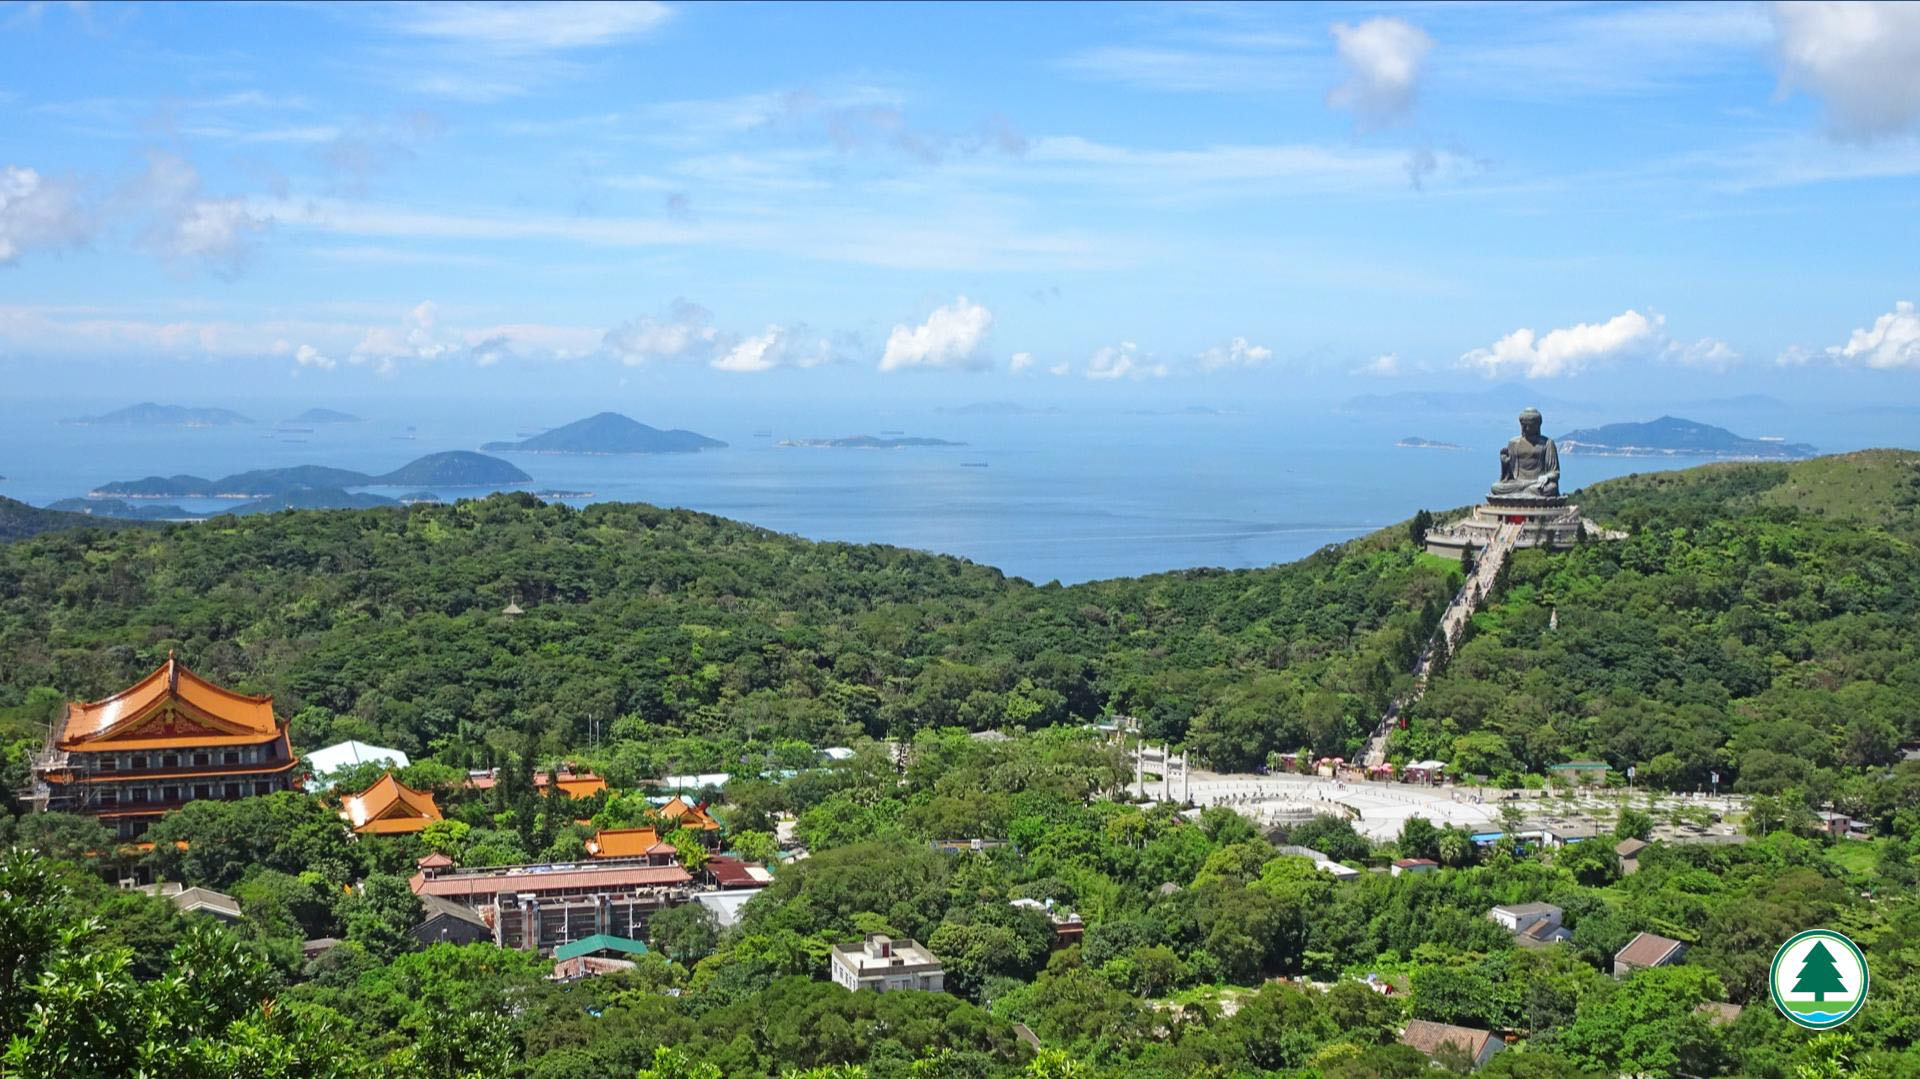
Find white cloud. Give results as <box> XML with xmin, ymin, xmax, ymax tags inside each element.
<box><xmin>1461</xmin><ymin>309</ymin><xmax>1665</xmax><ymax>379</ymax></box>
<box><xmin>879</xmin><ymin>296</ymin><xmax>993</xmax><ymax>372</ymax></box>
<box><xmin>1328</xmin><ymin>17</ymin><xmax>1432</xmax><ymax>127</ymax></box>
<box><xmin>133</xmin><ymin>151</ymin><xmax>270</xmax><ymax>277</ymax></box>
<box><xmin>1047</xmin><ymin>361</ymin><xmax>1071</xmax><ymax>377</ymax></box>
<box><xmin>1086</xmin><ymin>341</ymin><xmax>1169</xmax><ymax>381</ymax></box>
<box><xmin>602</xmin><ymin>300</ymin><xmax>720</xmax><ymax>365</ymax></box>
<box><xmin>389</xmin><ymin>1</ymin><xmax>671</xmax><ymax>53</ymax></box>
<box><xmin>1822</xmin><ymin>300</ymin><xmax>1920</xmax><ymax>368</ymax></box>
<box><xmin>1774</xmin><ymin>1</ymin><xmax>1920</xmax><ymax>139</ymax></box>
<box><xmin>1194</xmin><ymin>336</ymin><xmax>1273</xmax><ymax>372</ymax></box>
<box><xmin>349</xmin><ymin>300</ymin><xmax>458</xmax><ymax>375</ymax></box>
<box><xmin>0</xmin><ymin>165</ymin><xmax>90</xmax><ymax>264</ymax></box>
<box><xmin>1357</xmin><ymin>353</ymin><xmax>1402</xmax><ymax>377</ymax></box>
<box><xmin>1664</xmin><ymin>337</ymin><xmax>1741</xmax><ymax>370</ymax></box>
<box><xmin>1009</xmin><ymin>351</ymin><xmax>1034</xmax><ymax>373</ymax></box>
<box><xmin>293</xmin><ymin>343</ymin><xmax>335</xmax><ymax>370</ymax></box>
<box><xmin>710</xmin><ymin>324</ymin><xmax>840</xmax><ymax>373</ymax></box>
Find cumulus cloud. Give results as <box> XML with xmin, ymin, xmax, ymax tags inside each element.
<box><xmin>1816</xmin><ymin>300</ymin><xmax>1920</xmax><ymax>368</ymax></box>
<box><xmin>1086</xmin><ymin>341</ymin><xmax>1169</xmax><ymax>381</ymax></box>
<box><xmin>1357</xmin><ymin>353</ymin><xmax>1402</xmax><ymax>377</ymax></box>
<box><xmin>879</xmin><ymin>297</ymin><xmax>993</xmax><ymax>372</ymax></box>
<box><xmin>1194</xmin><ymin>336</ymin><xmax>1274</xmax><ymax>372</ymax></box>
<box><xmin>1009</xmin><ymin>351</ymin><xmax>1035</xmax><ymax>373</ymax></box>
<box><xmin>0</xmin><ymin>165</ymin><xmax>91</xmax><ymax>264</ymax></box>
<box><xmin>294</xmin><ymin>343</ymin><xmax>335</xmax><ymax>370</ymax></box>
<box><xmin>602</xmin><ymin>300</ymin><xmax>720</xmax><ymax>365</ymax></box>
<box><xmin>1328</xmin><ymin>17</ymin><xmax>1432</xmax><ymax>127</ymax></box>
<box><xmin>710</xmin><ymin>324</ymin><xmax>842</xmax><ymax>373</ymax></box>
<box><xmin>601</xmin><ymin>301</ymin><xmax>845</xmax><ymax>373</ymax></box>
<box><xmin>1774</xmin><ymin>1</ymin><xmax>1920</xmax><ymax>140</ymax></box>
<box><xmin>132</xmin><ymin>151</ymin><xmax>270</xmax><ymax>277</ymax></box>
<box><xmin>1461</xmin><ymin>310</ymin><xmax>1665</xmax><ymax>379</ymax></box>
<box><xmin>348</xmin><ymin>300</ymin><xmax>459</xmax><ymax>375</ymax></box>
<box><xmin>1047</xmin><ymin>361</ymin><xmax>1071</xmax><ymax>377</ymax></box>
<box><xmin>1664</xmin><ymin>336</ymin><xmax>1741</xmax><ymax>370</ymax></box>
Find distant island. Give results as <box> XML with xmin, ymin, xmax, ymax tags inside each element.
<box><xmin>89</xmin><ymin>452</ymin><xmax>528</xmax><ymax>500</ymax></box>
<box><xmin>936</xmin><ymin>401</ymin><xmax>1065</xmax><ymax>416</ymax></box>
<box><xmin>287</xmin><ymin>408</ymin><xmax>363</xmax><ymax>424</ymax></box>
<box><xmin>1396</xmin><ymin>437</ymin><xmax>1464</xmax><ymax>450</ymax></box>
<box><xmin>64</xmin><ymin>402</ymin><xmax>253</xmax><ymax>427</ymax></box>
<box><xmin>1558</xmin><ymin>416</ymin><xmax>1817</xmax><ymax>460</ymax></box>
<box><xmin>482</xmin><ymin>412</ymin><xmax>726</xmax><ymax>455</ymax></box>
<box><xmin>534</xmin><ymin>489</ymin><xmax>592</xmax><ymax>499</ymax></box>
<box><xmin>778</xmin><ymin>435</ymin><xmax>967</xmax><ymax>449</ymax></box>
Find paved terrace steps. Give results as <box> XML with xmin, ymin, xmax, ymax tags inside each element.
<box><xmin>1363</xmin><ymin>520</ymin><xmax>1522</xmax><ymax>768</ymax></box>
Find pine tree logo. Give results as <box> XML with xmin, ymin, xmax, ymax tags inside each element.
<box><xmin>1770</xmin><ymin>929</ymin><xmax>1869</xmax><ymax>1030</ymax></box>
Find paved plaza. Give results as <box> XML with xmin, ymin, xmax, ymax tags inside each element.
<box><xmin>1132</xmin><ymin>753</ymin><xmax>1746</xmax><ymax>842</ymax></box>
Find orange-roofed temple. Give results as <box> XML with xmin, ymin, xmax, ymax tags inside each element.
<box><xmin>30</xmin><ymin>654</ymin><xmax>300</xmax><ymax>838</ymax></box>
<box><xmin>341</xmin><ymin>773</ymin><xmax>443</xmax><ymax>836</ymax></box>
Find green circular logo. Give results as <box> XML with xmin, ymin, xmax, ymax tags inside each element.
<box><xmin>1769</xmin><ymin>929</ymin><xmax>1869</xmax><ymax>1030</ymax></box>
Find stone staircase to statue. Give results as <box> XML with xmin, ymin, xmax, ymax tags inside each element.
<box><xmin>1364</xmin><ymin>520</ymin><xmax>1521</xmax><ymax>767</ymax></box>
<box><xmin>1363</xmin><ymin>409</ymin><xmax>1627</xmax><ymax>771</ymax></box>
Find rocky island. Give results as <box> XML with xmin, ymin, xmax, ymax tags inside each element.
<box><xmin>286</xmin><ymin>407</ymin><xmax>363</xmax><ymax>424</ymax></box>
<box><xmin>64</xmin><ymin>402</ymin><xmax>253</xmax><ymax>427</ymax></box>
<box><xmin>1558</xmin><ymin>416</ymin><xmax>1816</xmax><ymax>459</ymax></box>
<box><xmin>482</xmin><ymin>412</ymin><xmax>726</xmax><ymax>454</ymax></box>
<box><xmin>67</xmin><ymin>452</ymin><xmax>531</xmax><ymax>518</ymax></box>
<box><xmin>1395</xmin><ymin>437</ymin><xmax>1464</xmax><ymax>450</ymax></box>
<box><xmin>89</xmin><ymin>452</ymin><xmax>528</xmax><ymax>500</ymax></box>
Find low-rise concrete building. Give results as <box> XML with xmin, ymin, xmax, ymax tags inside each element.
<box><xmin>829</xmin><ymin>934</ymin><xmax>944</xmax><ymax>993</ymax></box>
<box><xmin>1391</xmin><ymin>858</ymin><xmax>1439</xmax><ymax>877</ymax></box>
<box><xmin>1487</xmin><ymin>902</ymin><xmax>1570</xmax><ymax>947</ymax></box>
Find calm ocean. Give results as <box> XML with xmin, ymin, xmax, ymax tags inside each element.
<box><xmin>2</xmin><ymin>398</ymin><xmax>1910</xmax><ymax>584</ymax></box>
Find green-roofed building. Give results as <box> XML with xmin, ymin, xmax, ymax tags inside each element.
<box><xmin>1548</xmin><ymin>761</ymin><xmax>1611</xmax><ymax>786</ymax></box>
<box><xmin>552</xmin><ymin>934</ymin><xmax>649</xmax><ymax>962</ymax></box>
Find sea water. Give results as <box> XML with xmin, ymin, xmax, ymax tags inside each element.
<box><xmin>2</xmin><ymin>398</ymin><xmax>1912</xmax><ymax>585</ymax></box>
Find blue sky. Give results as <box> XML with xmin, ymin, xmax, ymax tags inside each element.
<box><xmin>4</xmin><ymin>1</ymin><xmax>1920</xmax><ymax>409</ymax></box>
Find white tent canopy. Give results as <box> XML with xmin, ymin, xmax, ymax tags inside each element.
<box><xmin>305</xmin><ymin>740</ymin><xmax>411</xmax><ymax>788</ymax></box>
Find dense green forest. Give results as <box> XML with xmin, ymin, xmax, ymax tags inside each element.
<box><xmin>0</xmin><ymin>488</ymin><xmax>1454</xmax><ymax>777</ymax></box>
<box><xmin>5</xmin><ymin>451</ymin><xmax>1917</xmax><ymax>797</ymax></box>
<box><xmin>2</xmin><ymin>451</ymin><xmax>1919</xmax><ymax>1076</ymax></box>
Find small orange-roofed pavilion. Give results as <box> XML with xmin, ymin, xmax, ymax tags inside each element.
<box><xmin>341</xmin><ymin>773</ymin><xmax>443</xmax><ymax>836</ymax></box>
<box><xmin>33</xmin><ymin>653</ymin><xmax>301</xmax><ymax>838</ymax></box>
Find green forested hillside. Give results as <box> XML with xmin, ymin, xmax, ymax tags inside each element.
<box><xmin>4</xmin><ymin>451</ymin><xmax>1916</xmax><ymax>798</ymax></box>
<box><xmin>1401</xmin><ymin>449</ymin><xmax>1920</xmax><ymax>808</ymax></box>
<box><xmin>0</xmin><ymin>492</ymin><xmax>1451</xmax><ymax>773</ymax></box>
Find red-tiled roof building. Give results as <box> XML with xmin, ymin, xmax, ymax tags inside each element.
<box><xmin>31</xmin><ymin>655</ymin><xmax>300</xmax><ymax>838</ymax></box>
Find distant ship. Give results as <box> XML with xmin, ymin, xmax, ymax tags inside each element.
<box><xmin>277</xmin><ymin>425</ymin><xmax>314</xmax><ymax>434</ymax></box>
<box><xmin>961</xmin><ymin>461</ymin><xmax>989</xmax><ymax>468</ymax></box>
<box><xmin>881</xmin><ymin>429</ymin><xmax>906</xmax><ymax>435</ymax></box>
<box><xmin>280</xmin><ymin>438</ymin><xmax>309</xmax><ymax>443</ymax></box>
<box><xmin>752</xmin><ymin>429</ymin><xmax>773</xmax><ymax>438</ymax></box>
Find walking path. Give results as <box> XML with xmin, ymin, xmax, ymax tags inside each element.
<box><xmin>1363</xmin><ymin>521</ymin><xmax>1521</xmax><ymax>767</ymax></box>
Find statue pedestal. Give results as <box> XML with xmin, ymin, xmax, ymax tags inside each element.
<box><xmin>1423</xmin><ymin>498</ymin><xmax>1598</xmax><ymax>558</ymax></box>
